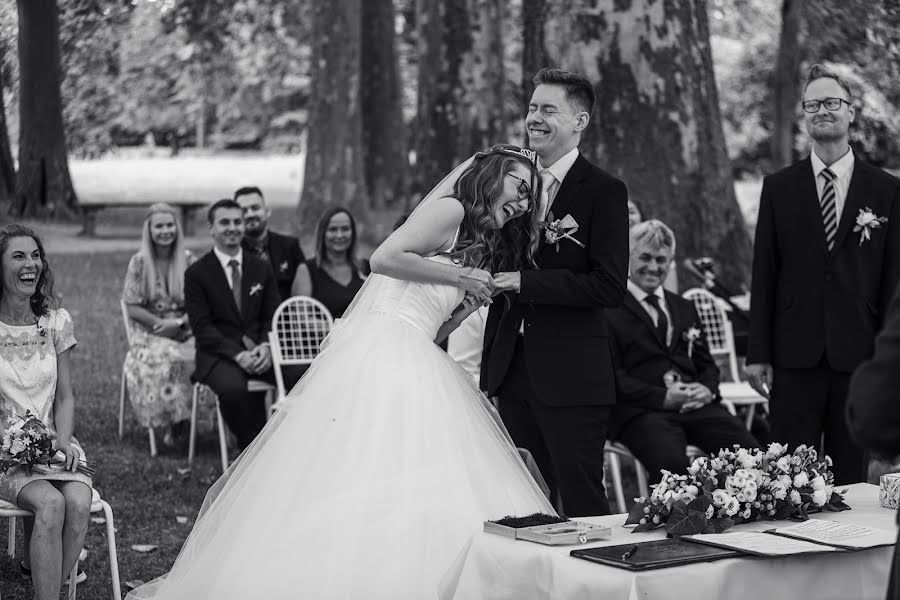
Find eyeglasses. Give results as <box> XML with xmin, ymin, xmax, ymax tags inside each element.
<box><xmin>474</xmin><ymin>144</ymin><xmax>537</xmax><ymax>164</ymax></box>
<box><xmin>802</xmin><ymin>98</ymin><xmax>851</xmax><ymax>113</ymax></box>
<box><xmin>506</xmin><ymin>173</ymin><xmax>532</xmax><ymax>201</ymax></box>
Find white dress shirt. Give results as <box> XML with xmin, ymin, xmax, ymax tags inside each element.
<box><xmin>627</xmin><ymin>279</ymin><xmax>673</xmax><ymax>346</ymax></box>
<box><xmin>537</xmin><ymin>146</ymin><xmax>579</xmax><ymax>220</ymax></box>
<box><xmin>213</xmin><ymin>246</ymin><xmax>243</xmax><ymax>289</ymax></box>
<box><xmin>447</xmin><ymin>305</ymin><xmax>489</xmax><ymax>382</ymax></box>
<box><xmin>810</xmin><ymin>147</ymin><xmax>855</xmax><ymax>226</ymax></box>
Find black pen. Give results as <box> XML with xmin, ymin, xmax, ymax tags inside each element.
<box><xmin>621</xmin><ymin>544</ymin><xmax>639</xmax><ymax>560</ymax></box>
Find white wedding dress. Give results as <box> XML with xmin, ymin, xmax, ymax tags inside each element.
<box><xmin>127</xmin><ymin>254</ymin><xmax>554</xmax><ymax>600</ymax></box>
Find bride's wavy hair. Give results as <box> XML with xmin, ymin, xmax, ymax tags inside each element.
<box><xmin>0</xmin><ymin>224</ymin><xmax>56</xmax><ymax>317</ymax></box>
<box><xmin>446</xmin><ymin>145</ymin><xmax>541</xmax><ymax>271</ymax></box>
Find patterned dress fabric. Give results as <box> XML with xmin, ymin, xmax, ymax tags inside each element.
<box><xmin>0</xmin><ymin>309</ymin><xmax>91</xmax><ymax>502</ymax></box>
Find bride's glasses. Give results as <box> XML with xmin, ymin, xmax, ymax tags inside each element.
<box><xmin>507</xmin><ymin>173</ymin><xmax>532</xmax><ymax>201</ymax></box>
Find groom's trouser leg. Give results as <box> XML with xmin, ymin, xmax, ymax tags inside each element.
<box><xmin>772</xmin><ymin>361</ymin><xmax>866</xmax><ymax>484</ymax></box>
<box><xmin>203</xmin><ymin>361</ymin><xmax>267</xmax><ymax>450</ymax></box>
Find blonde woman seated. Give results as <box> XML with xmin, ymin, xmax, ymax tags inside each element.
<box><xmin>122</xmin><ymin>203</ymin><xmax>196</xmax><ymax>447</ymax></box>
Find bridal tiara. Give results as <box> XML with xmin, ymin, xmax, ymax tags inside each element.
<box><xmin>474</xmin><ymin>144</ymin><xmax>537</xmax><ymax>165</ymax></box>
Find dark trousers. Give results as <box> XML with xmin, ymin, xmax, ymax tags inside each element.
<box><xmin>203</xmin><ymin>360</ymin><xmax>272</xmax><ymax>450</ymax></box>
<box><xmin>617</xmin><ymin>403</ymin><xmax>760</xmax><ymax>483</ymax></box>
<box><xmin>497</xmin><ymin>337</ymin><xmax>611</xmax><ymax>517</ymax></box>
<box><xmin>772</xmin><ymin>360</ymin><xmax>867</xmax><ymax>484</ymax></box>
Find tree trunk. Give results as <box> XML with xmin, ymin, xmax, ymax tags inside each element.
<box><xmin>539</xmin><ymin>0</ymin><xmax>752</xmax><ymax>289</ymax></box>
<box><xmin>360</xmin><ymin>0</ymin><xmax>408</xmax><ymax>213</ymax></box>
<box><xmin>0</xmin><ymin>59</ymin><xmax>15</xmax><ymax>210</ymax></box>
<box><xmin>521</xmin><ymin>0</ymin><xmax>548</xmax><ymax>111</ymax></box>
<box><xmin>413</xmin><ymin>0</ymin><xmax>469</xmax><ymax>200</ymax></box>
<box><xmin>771</xmin><ymin>0</ymin><xmax>804</xmax><ymax>168</ymax></box>
<box><xmin>456</xmin><ymin>0</ymin><xmax>506</xmax><ymax>157</ymax></box>
<box><xmin>301</xmin><ymin>0</ymin><xmax>366</xmax><ymax>231</ymax></box>
<box><xmin>15</xmin><ymin>0</ymin><xmax>78</xmax><ymax>219</ymax></box>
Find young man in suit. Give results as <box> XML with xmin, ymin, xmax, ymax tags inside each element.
<box><xmin>847</xmin><ymin>281</ymin><xmax>900</xmax><ymax>600</ymax></box>
<box><xmin>747</xmin><ymin>64</ymin><xmax>900</xmax><ymax>484</ymax></box>
<box><xmin>235</xmin><ymin>186</ymin><xmax>306</xmax><ymax>302</ymax></box>
<box><xmin>185</xmin><ymin>199</ymin><xmax>281</xmax><ymax>450</ymax></box>
<box><xmin>482</xmin><ymin>68</ymin><xmax>629</xmax><ymax>517</ymax></box>
<box><xmin>608</xmin><ymin>220</ymin><xmax>758</xmax><ymax>480</ymax></box>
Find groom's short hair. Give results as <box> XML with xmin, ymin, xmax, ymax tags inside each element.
<box><xmin>533</xmin><ymin>68</ymin><xmax>595</xmax><ymax>116</ymax></box>
<box><xmin>804</xmin><ymin>64</ymin><xmax>853</xmax><ymax>101</ymax></box>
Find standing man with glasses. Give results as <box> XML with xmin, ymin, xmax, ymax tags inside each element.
<box><xmin>747</xmin><ymin>64</ymin><xmax>900</xmax><ymax>484</ymax></box>
<box><xmin>482</xmin><ymin>69</ymin><xmax>629</xmax><ymax>516</ymax></box>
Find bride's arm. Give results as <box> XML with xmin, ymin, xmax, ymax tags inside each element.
<box><xmin>370</xmin><ymin>197</ymin><xmax>490</xmax><ymax>294</ymax></box>
<box><xmin>434</xmin><ymin>295</ymin><xmax>488</xmax><ymax>344</ymax></box>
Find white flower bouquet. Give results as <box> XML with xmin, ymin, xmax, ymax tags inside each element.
<box><xmin>625</xmin><ymin>443</ymin><xmax>849</xmax><ymax>535</ymax></box>
<box><xmin>1</xmin><ymin>411</ymin><xmax>94</xmax><ymax>477</ymax></box>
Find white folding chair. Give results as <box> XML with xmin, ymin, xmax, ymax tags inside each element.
<box><xmin>118</xmin><ymin>299</ymin><xmax>160</xmax><ymax>456</ymax></box>
<box><xmin>2</xmin><ymin>488</ymin><xmax>122</xmax><ymax>600</ymax></box>
<box><xmin>682</xmin><ymin>287</ymin><xmax>768</xmax><ymax>429</ymax></box>
<box><xmin>603</xmin><ymin>441</ymin><xmax>650</xmax><ymax>513</ymax></box>
<box><xmin>268</xmin><ymin>296</ymin><xmax>334</xmax><ymax>409</ymax></box>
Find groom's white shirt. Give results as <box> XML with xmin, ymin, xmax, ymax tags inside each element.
<box><xmin>810</xmin><ymin>147</ymin><xmax>855</xmax><ymax>226</ymax></box>
<box><xmin>537</xmin><ymin>146</ymin><xmax>579</xmax><ymax>217</ymax></box>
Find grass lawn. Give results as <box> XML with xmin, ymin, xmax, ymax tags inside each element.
<box><xmin>0</xmin><ymin>251</ymin><xmax>226</xmax><ymax>600</ymax></box>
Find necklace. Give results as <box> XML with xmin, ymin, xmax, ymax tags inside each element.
<box><xmin>0</xmin><ymin>308</ymin><xmax>35</xmax><ymax>326</ymax></box>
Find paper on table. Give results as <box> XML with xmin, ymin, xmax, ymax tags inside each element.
<box><xmin>687</xmin><ymin>532</ymin><xmax>839</xmax><ymax>556</ymax></box>
<box><xmin>771</xmin><ymin>519</ymin><xmax>897</xmax><ymax>549</ymax></box>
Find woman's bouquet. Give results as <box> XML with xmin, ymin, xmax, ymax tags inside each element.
<box><xmin>0</xmin><ymin>411</ymin><xmax>94</xmax><ymax>477</ymax></box>
<box><xmin>625</xmin><ymin>443</ymin><xmax>849</xmax><ymax>536</ymax></box>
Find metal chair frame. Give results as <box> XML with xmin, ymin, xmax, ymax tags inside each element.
<box><xmin>268</xmin><ymin>296</ymin><xmax>334</xmax><ymax>407</ymax></box>
<box><xmin>118</xmin><ymin>299</ymin><xmax>159</xmax><ymax>456</ymax></box>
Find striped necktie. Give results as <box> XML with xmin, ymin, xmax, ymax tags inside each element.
<box><xmin>820</xmin><ymin>167</ymin><xmax>838</xmax><ymax>252</ymax></box>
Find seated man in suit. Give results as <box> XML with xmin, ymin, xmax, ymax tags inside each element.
<box><xmin>608</xmin><ymin>220</ymin><xmax>758</xmax><ymax>480</ymax></box>
<box><xmin>185</xmin><ymin>199</ymin><xmax>281</xmax><ymax>450</ymax></box>
<box><xmin>235</xmin><ymin>185</ymin><xmax>305</xmax><ymax>302</ymax></box>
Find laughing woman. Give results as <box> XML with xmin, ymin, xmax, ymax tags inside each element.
<box><xmin>0</xmin><ymin>224</ymin><xmax>92</xmax><ymax>600</ymax></box>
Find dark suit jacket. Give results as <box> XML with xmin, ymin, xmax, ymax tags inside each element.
<box><xmin>748</xmin><ymin>156</ymin><xmax>900</xmax><ymax>372</ymax></box>
<box><xmin>243</xmin><ymin>229</ymin><xmax>305</xmax><ymax>302</ymax></box>
<box><xmin>846</xmin><ymin>280</ymin><xmax>900</xmax><ymax>600</ymax></box>
<box><xmin>608</xmin><ymin>290</ymin><xmax>721</xmax><ymax>438</ymax></box>
<box><xmin>481</xmin><ymin>152</ymin><xmax>629</xmax><ymax>406</ymax></box>
<box><xmin>185</xmin><ymin>250</ymin><xmax>280</xmax><ymax>382</ymax></box>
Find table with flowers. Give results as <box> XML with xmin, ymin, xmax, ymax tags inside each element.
<box><xmin>440</xmin><ymin>482</ymin><xmax>895</xmax><ymax>600</ymax></box>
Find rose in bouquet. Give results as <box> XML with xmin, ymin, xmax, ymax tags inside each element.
<box><xmin>624</xmin><ymin>443</ymin><xmax>849</xmax><ymax>535</ymax></box>
<box><xmin>1</xmin><ymin>411</ymin><xmax>94</xmax><ymax>477</ymax></box>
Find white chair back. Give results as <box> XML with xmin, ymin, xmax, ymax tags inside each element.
<box><xmin>120</xmin><ymin>299</ymin><xmax>134</xmax><ymax>346</ymax></box>
<box><xmin>681</xmin><ymin>287</ymin><xmax>741</xmax><ymax>382</ymax></box>
<box><xmin>269</xmin><ymin>296</ymin><xmax>334</xmax><ymax>401</ymax></box>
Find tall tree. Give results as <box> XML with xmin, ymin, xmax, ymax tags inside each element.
<box><xmin>413</xmin><ymin>0</ymin><xmax>468</xmax><ymax>198</ymax></box>
<box><xmin>538</xmin><ymin>0</ymin><xmax>751</xmax><ymax>288</ymax></box>
<box><xmin>301</xmin><ymin>0</ymin><xmax>366</xmax><ymax>227</ymax></box>
<box><xmin>15</xmin><ymin>0</ymin><xmax>77</xmax><ymax>218</ymax></box>
<box><xmin>521</xmin><ymin>0</ymin><xmax>547</xmax><ymax>107</ymax></box>
<box><xmin>360</xmin><ymin>0</ymin><xmax>408</xmax><ymax>212</ymax></box>
<box><xmin>771</xmin><ymin>0</ymin><xmax>804</xmax><ymax>168</ymax></box>
<box><xmin>0</xmin><ymin>35</ymin><xmax>15</xmax><ymax>210</ymax></box>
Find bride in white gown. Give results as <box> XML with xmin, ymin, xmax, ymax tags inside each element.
<box><xmin>127</xmin><ymin>145</ymin><xmax>554</xmax><ymax>600</ymax></box>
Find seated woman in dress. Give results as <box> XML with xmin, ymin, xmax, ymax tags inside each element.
<box><xmin>0</xmin><ymin>224</ymin><xmax>92</xmax><ymax>600</ymax></box>
<box><xmin>122</xmin><ymin>203</ymin><xmax>196</xmax><ymax>447</ymax></box>
<box><xmin>290</xmin><ymin>206</ymin><xmax>368</xmax><ymax>318</ymax></box>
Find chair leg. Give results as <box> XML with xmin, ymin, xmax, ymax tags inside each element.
<box><xmin>7</xmin><ymin>516</ymin><xmax>15</xmax><ymax>557</ymax></box>
<box><xmin>215</xmin><ymin>398</ymin><xmax>229</xmax><ymax>473</ymax></box>
<box><xmin>745</xmin><ymin>404</ymin><xmax>756</xmax><ymax>431</ymax></box>
<box><xmin>101</xmin><ymin>501</ymin><xmax>122</xmax><ymax>600</ymax></box>
<box><xmin>148</xmin><ymin>427</ymin><xmax>157</xmax><ymax>457</ymax></box>
<box><xmin>68</xmin><ymin>560</ymin><xmax>78</xmax><ymax>599</ymax></box>
<box><xmin>118</xmin><ymin>365</ymin><xmax>127</xmax><ymax>440</ymax></box>
<box><xmin>634</xmin><ymin>460</ymin><xmax>650</xmax><ymax>499</ymax></box>
<box><xmin>188</xmin><ymin>384</ymin><xmax>199</xmax><ymax>466</ymax></box>
<box><xmin>263</xmin><ymin>389</ymin><xmax>273</xmax><ymax>421</ymax></box>
<box><xmin>606</xmin><ymin>452</ymin><xmax>627</xmax><ymax>514</ymax></box>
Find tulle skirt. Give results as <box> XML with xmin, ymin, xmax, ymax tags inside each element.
<box><xmin>127</xmin><ymin>311</ymin><xmax>553</xmax><ymax>600</ymax></box>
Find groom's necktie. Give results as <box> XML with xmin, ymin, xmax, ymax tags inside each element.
<box><xmin>643</xmin><ymin>294</ymin><xmax>669</xmax><ymax>346</ymax></box>
<box><xmin>538</xmin><ymin>169</ymin><xmax>557</xmax><ymax>222</ymax></box>
<box><xmin>228</xmin><ymin>259</ymin><xmax>242</xmax><ymax>312</ymax></box>
<box><xmin>820</xmin><ymin>167</ymin><xmax>838</xmax><ymax>252</ymax></box>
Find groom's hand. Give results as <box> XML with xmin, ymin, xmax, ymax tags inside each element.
<box><xmin>493</xmin><ymin>272</ymin><xmax>521</xmax><ymax>293</ymax></box>
<box><xmin>745</xmin><ymin>363</ymin><xmax>773</xmax><ymax>399</ymax></box>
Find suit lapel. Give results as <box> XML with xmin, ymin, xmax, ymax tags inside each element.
<box><xmin>797</xmin><ymin>158</ymin><xmax>828</xmax><ymax>252</ymax></box>
<box><xmin>831</xmin><ymin>159</ymin><xmax>871</xmax><ymax>253</ymax></box>
<box><xmin>624</xmin><ymin>293</ymin><xmax>665</xmax><ymax>349</ymax></box>
<box><xmin>545</xmin><ymin>153</ymin><xmax>588</xmax><ymax>224</ymax></box>
<box><xmin>208</xmin><ymin>251</ymin><xmax>242</xmax><ymax>322</ymax></box>
<box><xmin>664</xmin><ymin>291</ymin><xmax>681</xmax><ymax>351</ymax></box>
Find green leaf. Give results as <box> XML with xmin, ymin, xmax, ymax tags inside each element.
<box><xmin>665</xmin><ymin>501</ymin><xmax>708</xmax><ymax>536</ymax></box>
<box><xmin>633</xmin><ymin>521</ymin><xmax>661</xmax><ymax>533</ymax></box>
<box><xmin>625</xmin><ymin>500</ymin><xmax>648</xmax><ymax>525</ymax></box>
<box><xmin>687</xmin><ymin>495</ymin><xmax>712</xmax><ymax>514</ymax></box>
<box><xmin>703</xmin><ymin>517</ymin><xmax>734</xmax><ymax>534</ymax></box>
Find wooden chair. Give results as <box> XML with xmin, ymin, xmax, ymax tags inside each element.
<box><xmin>118</xmin><ymin>299</ymin><xmax>161</xmax><ymax>456</ymax></box>
<box><xmin>682</xmin><ymin>287</ymin><xmax>768</xmax><ymax>429</ymax></box>
<box><xmin>268</xmin><ymin>296</ymin><xmax>334</xmax><ymax>409</ymax></box>
<box><xmin>1</xmin><ymin>487</ymin><xmax>121</xmax><ymax>600</ymax></box>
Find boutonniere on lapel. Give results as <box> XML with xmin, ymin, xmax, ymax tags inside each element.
<box><xmin>683</xmin><ymin>326</ymin><xmax>702</xmax><ymax>358</ymax></box>
<box><xmin>249</xmin><ymin>283</ymin><xmax>263</xmax><ymax>296</ymax></box>
<box><xmin>279</xmin><ymin>260</ymin><xmax>289</xmax><ymax>273</ymax></box>
<box><xmin>853</xmin><ymin>207</ymin><xmax>888</xmax><ymax>246</ymax></box>
<box><xmin>542</xmin><ymin>212</ymin><xmax>585</xmax><ymax>252</ymax></box>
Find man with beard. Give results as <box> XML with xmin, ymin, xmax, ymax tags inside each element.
<box><xmin>747</xmin><ymin>64</ymin><xmax>900</xmax><ymax>484</ymax></box>
<box><xmin>235</xmin><ymin>186</ymin><xmax>306</xmax><ymax>301</ymax></box>
<box><xmin>185</xmin><ymin>199</ymin><xmax>280</xmax><ymax>449</ymax></box>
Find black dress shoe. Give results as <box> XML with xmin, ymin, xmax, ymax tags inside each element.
<box><xmin>20</xmin><ymin>561</ymin><xmax>87</xmax><ymax>584</ymax></box>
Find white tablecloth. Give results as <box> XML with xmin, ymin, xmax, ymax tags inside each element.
<box><xmin>440</xmin><ymin>483</ymin><xmax>895</xmax><ymax>600</ymax></box>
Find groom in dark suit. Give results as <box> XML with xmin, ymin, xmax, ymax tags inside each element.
<box><xmin>609</xmin><ymin>220</ymin><xmax>758</xmax><ymax>480</ymax></box>
<box><xmin>482</xmin><ymin>68</ymin><xmax>629</xmax><ymax>516</ymax></box>
<box><xmin>747</xmin><ymin>64</ymin><xmax>900</xmax><ymax>484</ymax></box>
<box><xmin>185</xmin><ymin>199</ymin><xmax>281</xmax><ymax>449</ymax></box>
